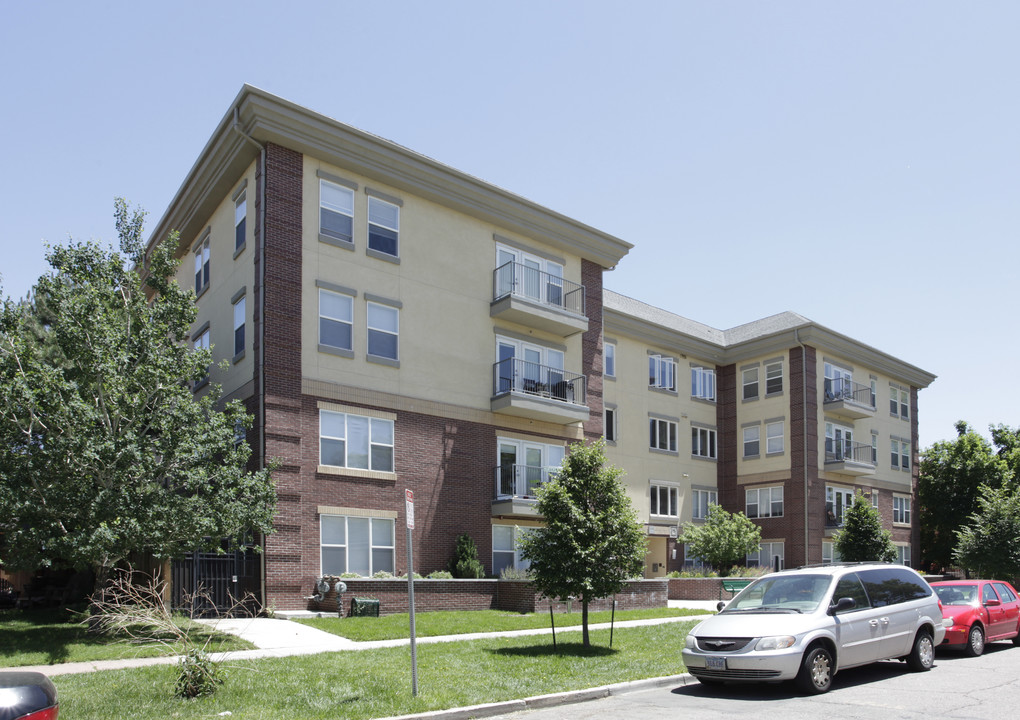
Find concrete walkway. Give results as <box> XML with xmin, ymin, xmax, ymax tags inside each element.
<box><xmin>11</xmin><ymin>600</ymin><xmax>717</xmax><ymax>677</ymax></box>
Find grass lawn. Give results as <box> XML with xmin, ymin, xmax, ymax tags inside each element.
<box><xmin>53</xmin><ymin>621</ymin><xmax>697</xmax><ymax>719</ymax></box>
<box><xmin>296</xmin><ymin>606</ymin><xmax>708</xmax><ymax>641</ymax></box>
<box><xmin>0</xmin><ymin>608</ymin><xmax>254</xmax><ymax>667</ymax></box>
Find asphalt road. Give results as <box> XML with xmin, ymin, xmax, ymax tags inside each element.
<box><xmin>490</xmin><ymin>641</ymin><xmax>1020</xmax><ymax>720</ymax></box>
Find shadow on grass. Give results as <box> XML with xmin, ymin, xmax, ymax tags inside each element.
<box><xmin>0</xmin><ymin>608</ymin><xmax>92</xmax><ymax>665</ymax></box>
<box><xmin>489</xmin><ymin>642</ymin><xmax>619</xmax><ymax>658</ymax></box>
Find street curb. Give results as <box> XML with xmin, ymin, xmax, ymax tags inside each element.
<box><xmin>374</xmin><ymin>673</ymin><xmax>691</xmax><ymax>720</ymax></box>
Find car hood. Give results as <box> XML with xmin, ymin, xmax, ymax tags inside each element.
<box><xmin>690</xmin><ymin>610</ymin><xmax>828</xmax><ymax>639</ymax></box>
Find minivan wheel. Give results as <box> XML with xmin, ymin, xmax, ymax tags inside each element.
<box><xmin>795</xmin><ymin>646</ymin><xmax>833</xmax><ymax>694</ymax></box>
<box><xmin>907</xmin><ymin>630</ymin><xmax>935</xmax><ymax>671</ymax></box>
<box><xmin>965</xmin><ymin>624</ymin><xmax>985</xmax><ymax>657</ymax></box>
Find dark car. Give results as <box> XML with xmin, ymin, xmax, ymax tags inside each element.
<box><xmin>0</xmin><ymin>672</ymin><xmax>58</xmax><ymax>720</ymax></box>
<box><xmin>931</xmin><ymin>580</ymin><xmax>1020</xmax><ymax>656</ymax></box>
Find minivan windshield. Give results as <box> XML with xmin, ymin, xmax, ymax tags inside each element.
<box><xmin>724</xmin><ymin>574</ymin><xmax>833</xmax><ymax>614</ymax></box>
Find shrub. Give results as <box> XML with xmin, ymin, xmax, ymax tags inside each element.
<box><xmin>449</xmin><ymin>533</ymin><xmax>485</xmax><ymax>579</ymax></box>
<box><xmin>499</xmin><ymin>566</ymin><xmax>533</xmax><ymax>581</ymax></box>
<box><xmin>372</xmin><ymin>571</ymin><xmax>395</xmax><ymax>579</ymax></box>
<box><xmin>175</xmin><ymin>648</ymin><xmax>221</xmax><ymax>699</ymax></box>
<box><xmin>426</xmin><ymin>570</ymin><xmax>453</xmax><ymax>579</ymax></box>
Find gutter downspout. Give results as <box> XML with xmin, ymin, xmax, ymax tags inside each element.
<box><xmin>232</xmin><ymin>107</ymin><xmax>267</xmax><ymax>605</ymax></box>
<box><xmin>795</xmin><ymin>329</ymin><xmax>809</xmax><ymax>565</ymax></box>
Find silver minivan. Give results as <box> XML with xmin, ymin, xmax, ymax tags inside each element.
<box><xmin>682</xmin><ymin>563</ymin><xmax>947</xmax><ymax>693</ymax></box>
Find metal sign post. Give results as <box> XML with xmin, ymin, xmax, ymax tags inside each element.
<box><xmin>405</xmin><ymin>489</ymin><xmax>418</xmax><ymax>696</ymax></box>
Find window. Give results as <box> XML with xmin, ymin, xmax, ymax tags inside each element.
<box><xmin>896</xmin><ymin>544</ymin><xmax>911</xmax><ymax>567</ymax></box>
<box><xmin>826</xmin><ymin>486</ymin><xmax>854</xmax><ymax>527</ymax></box>
<box><xmin>743</xmin><ymin>426</ymin><xmax>760</xmax><ymax>457</ymax></box>
<box><xmin>320</xmin><ymin>179</ymin><xmax>354</xmax><ymax>243</ymax></box>
<box><xmin>320</xmin><ymin>515</ymin><xmax>395</xmax><ymax>576</ymax></box>
<box><xmin>825</xmin><ymin>422</ymin><xmax>854</xmax><ymax>461</ymax></box>
<box><xmin>746</xmin><ymin>486</ymin><xmax>784</xmax><ymax>518</ymax></box>
<box><xmin>649</xmin><ymin>418</ymin><xmax>677</xmax><ymax>452</ymax></box>
<box><xmin>604</xmin><ymin>342</ymin><xmax>616</xmax><ymax>377</ymax></box>
<box><xmin>765</xmin><ymin>360</ymin><xmax>783</xmax><ymax>395</ymax></box>
<box><xmin>232</xmin><ymin>295</ymin><xmax>245</xmax><ymax>358</ymax></box>
<box><xmin>692</xmin><ymin>489</ymin><xmax>717</xmax><ymax>520</ymax></box>
<box><xmin>649</xmin><ymin>354</ymin><xmax>676</xmax><ymax>391</ymax></box>
<box><xmin>891</xmin><ymin>438</ymin><xmax>910</xmax><ymax>470</ymax></box>
<box><xmin>367</xmin><ymin>302</ymin><xmax>398</xmax><ymax>360</ymax></box>
<box><xmin>691</xmin><ymin>366</ymin><xmax>715</xmax><ymax>400</ymax></box>
<box><xmin>692</xmin><ymin>427</ymin><xmax>717</xmax><ymax>459</ymax></box>
<box><xmin>890</xmin><ymin>385</ymin><xmax>910</xmax><ymax>419</ymax></box>
<box><xmin>766</xmin><ymin>421</ymin><xmax>784</xmax><ymax>454</ymax></box>
<box><xmin>993</xmin><ymin>582</ymin><xmax>1017</xmax><ymax>603</ymax></box>
<box><xmin>870</xmin><ymin>378</ymin><xmax>878</xmax><ymax>407</ymax></box>
<box><xmin>650</xmin><ymin>483</ymin><xmax>679</xmax><ymax>518</ymax></box>
<box><xmin>319</xmin><ymin>289</ymin><xmax>354</xmax><ymax>352</ymax></box>
<box><xmin>871</xmin><ymin>488</ymin><xmax>879</xmax><ymax>508</ymax></box>
<box><xmin>193</xmin><ymin>327</ymin><xmax>210</xmax><ymax>386</ymax></box>
<box><xmin>893</xmin><ymin>495</ymin><xmax>911</xmax><ymax>525</ymax></box>
<box><xmin>871</xmin><ymin>433</ymin><xmax>879</xmax><ymax>464</ymax></box>
<box><xmin>742</xmin><ymin>367</ymin><xmax>758</xmax><ymax>401</ymax></box>
<box><xmin>194</xmin><ymin>238</ymin><xmax>210</xmax><ymax>295</ymax></box>
<box><xmin>684</xmin><ymin>543</ymin><xmax>709</xmax><ymax>569</ymax></box>
<box><xmin>368</xmin><ymin>196</ymin><xmax>399</xmax><ymax>257</ymax></box>
<box><xmin>497</xmin><ymin>439</ymin><xmax>564</xmax><ymax>497</ymax></box>
<box><xmin>748</xmin><ymin>541</ymin><xmax>784</xmax><ymax>570</ymax></box>
<box><xmin>495</xmin><ymin>337</ymin><xmax>567</xmax><ymax>399</ymax></box>
<box><xmin>604</xmin><ymin>407</ymin><xmax>617</xmax><ymax>442</ymax></box>
<box><xmin>824</xmin><ymin>361</ymin><xmax>852</xmax><ymax>401</ymax></box>
<box><xmin>822</xmin><ymin>542</ymin><xmax>842</xmax><ymax>564</ymax></box>
<box><xmin>492</xmin><ymin>525</ymin><xmax>516</xmax><ymax>575</ymax></box>
<box><xmin>319</xmin><ymin>410</ymin><xmax>395</xmax><ymax>472</ymax></box>
<box><xmin>901</xmin><ymin>390</ymin><xmax>909</xmax><ymax>419</ymax></box>
<box><xmin>495</xmin><ymin>244</ymin><xmax>567</xmax><ymax>308</ymax></box>
<box><xmin>234</xmin><ymin>190</ymin><xmax>246</xmax><ymax>252</ymax></box>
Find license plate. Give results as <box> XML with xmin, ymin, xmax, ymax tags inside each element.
<box><xmin>706</xmin><ymin>656</ymin><xmax>726</xmax><ymax>670</ymax></box>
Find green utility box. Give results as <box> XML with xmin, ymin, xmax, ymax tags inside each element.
<box><xmin>350</xmin><ymin>597</ymin><xmax>380</xmax><ymax>617</ymax></box>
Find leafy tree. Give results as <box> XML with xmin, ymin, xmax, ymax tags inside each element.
<box><xmin>0</xmin><ymin>200</ymin><xmax>276</xmax><ymax>590</ymax></box>
<box><xmin>517</xmin><ymin>439</ymin><xmax>646</xmax><ymax>647</ymax></box>
<box><xmin>954</xmin><ymin>485</ymin><xmax>1020</xmax><ymax>579</ymax></box>
<box><xmin>681</xmin><ymin>505</ymin><xmax>761</xmax><ymax>575</ymax></box>
<box><xmin>833</xmin><ymin>491</ymin><xmax>897</xmax><ymax>563</ymax></box>
<box><xmin>918</xmin><ymin>421</ymin><xmax>1006</xmax><ymax>571</ymax></box>
<box><xmin>449</xmin><ymin>533</ymin><xmax>484</xmax><ymax>579</ymax></box>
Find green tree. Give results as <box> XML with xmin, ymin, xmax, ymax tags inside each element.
<box><xmin>517</xmin><ymin>439</ymin><xmax>646</xmax><ymax>647</ymax></box>
<box><xmin>954</xmin><ymin>484</ymin><xmax>1020</xmax><ymax>579</ymax></box>
<box><xmin>0</xmin><ymin>200</ymin><xmax>276</xmax><ymax>589</ymax></box>
<box><xmin>833</xmin><ymin>491</ymin><xmax>897</xmax><ymax>563</ymax></box>
<box><xmin>449</xmin><ymin>533</ymin><xmax>484</xmax><ymax>579</ymax></box>
<box><xmin>918</xmin><ymin>421</ymin><xmax>1006</xmax><ymax>571</ymax></box>
<box><xmin>681</xmin><ymin>504</ymin><xmax>761</xmax><ymax>575</ymax></box>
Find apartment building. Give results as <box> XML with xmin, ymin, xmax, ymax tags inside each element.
<box><xmin>602</xmin><ymin>292</ymin><xmax>934</xmax><ymax>576</ymax></box>
<box><xmin>148</xmin><ymin>86</ymin><xmax>933</xmax><ymax>610</ymax></box>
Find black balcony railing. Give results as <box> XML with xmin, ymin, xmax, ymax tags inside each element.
<box><xmin>492</xmin><ymin>358</ymin><xmax>586</xmax><ymax>405</ymax></box>
<box><xmin>494</xmin><ymin>463</ymin><xmax>560</xmax><ymax>498</ymax></box>
<box><xmin>824</xmin><ymin>440</ymin><xmax>874</xmax><ymax>465</ymax></box>
<box><xmin>824</xmin><ymin>378</ymin><xmax>875</xmax><ymax>409</ymax></box>
<box><xmin>493</xmin><ymin>261</ymin><xmax>586</xmax><ymax>316</ymax></box>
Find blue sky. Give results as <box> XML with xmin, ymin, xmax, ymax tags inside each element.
<box><xmin>2</xmin><ymin>2</ymin><xmax>1016</xmax><ymax>450</ymax></box>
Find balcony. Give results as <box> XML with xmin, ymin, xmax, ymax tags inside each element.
<box><xmin>823</xmin><ymin>379</ymin><xmax>876</xmax><ymax>419</ymax></box>
<box><xmin>491</xmin><ymin>463</ymin><xmax>559</xmax><ymax>517</ymax></box>
<box><xmin>490</xmin><ymin>358</ymin><xmax>589</xmax><ymax>425</ymax></box>
<box><xmin>490</xmin><ymin>261</ymin><xmax>588</xmax><ymax>337</ymax></box>
<box><xmin>824</xmin><ymin>440</ymin><xmax>876</xmax><ymax>476</ymax></box>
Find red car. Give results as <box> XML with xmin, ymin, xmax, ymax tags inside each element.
<box><xmin>931</xmin><ymin>580</ymin><xmax>1020</xmax><ymax>656</ymax></box>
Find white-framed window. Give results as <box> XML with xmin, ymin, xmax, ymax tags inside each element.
<box><xmin>684</xmin><ymin>543</ymin><xmax>709</xmax><ymax>569</ymax></box>
<box><xmin>367</xmin><ymin>302</ymin><xmax>399</xmax><ymax>360</ymax></box>
<box><xmin>890</xmin><ymin>385</ymin><xmax>910</xmax><ymax>419</ymax></box>
<box><xmin>692</xmin><ymin>426</ymin><xmax>717</xmax><ymax>459</ymax></box>
<box><xmin>232</xmin><ymin>295</ymin><xmax>245</xmax><ymax>357</ymax></box>
<box><xmin>896</xmin><ymin>544</ymin><xmax>911</xmax><ymax>566</ymax></box>
<box><xmin>650</xmin><ymin>483</ymin><xmax>679</xmax><ymax>518</ymax></box>
<box><xmin>604</xmin><ymin>342</ymin><xmax>616</xmax><ymax>377</ymax></box>
<box><xmin>194</xmin><ymin>238</ymin><xmax>210</xmax><ymax>295</ymax></box>
<box><xmin>319</xmin><ymin>409</ymin><xmax>395</xmax><ymax>472</ymax></box>
<box><xmin>900</xmin><ymin>389</ymin><xmax>910</xmax><ymax>419</ymax></box>
<box><xmin>649</xmin><ymin>354</ymin><xmax>676</xmax><ymax>391</ymax></box>
<box><xmin>742</xmin><ymin>367</ymin><xmax>759</xmax><ymax>401</ymax></box>
<box><xmin>826</xmin><ymin>485</ymin><xmax>854</xmax><ymax>527</ymax></box>
<box><xmin>368</xmin><ymin>196</ymin><xmax>399</xmax><ymax>257</ymax></box>
<box><xmin>871</xmin><ymin>489</ymin><xmax>879</xmax><ymax>508</ymax></box>
<box><xmin>746</xmin><ymin>486</ymin><xmax>784</xmax><ymax>518</ymax></box>
<box><xmin>743</xmin><ymin>426</ymin><xmax>760</xmax><ymax>457</ymax></box>
<box><xmin>320</xmin><ymin>179</ymin><xmax>354</xmax><ymax>243</ymax></box>
<box><xmin>691</xmin><ymin>366</ymin><xmax>715</xmax><ymax>400</ymax></box>
<box><xmin>604</xmin><ymin>406</ymin><xmax>617</xmax><ymax>442</ymax></box>
<box><xmin>765</xmin><ymin>360</ymin><xmax>783</xmax><ymax>395</ymax></box>
<box><xmin>494</xmin><ymin>244</ymin><xmax>567</xmax><ymax>308</ymax></box>
<box><xmin>871</xmin><ymin>433</ymin><xmax>879</xmax><ymax>464</ymax></box>
<box><xmin>319</xmin><ymin>289</ymin><xmax>354</xmax><ymax>352</ymax></box>
<box><xmin>870</xmin><ymin>378</ymin><xmax>878</xmax><ymax>407</ymax></box>
<box><xmin>495</xmin><ymin>336</ymin><xmax>567</xmax><ymax>398</ymax></box>
<box><xmin>492</xmin><ymin>525</ymin><xmax>532</xmax><ymax>575</ymax></box>
<box><xmin>825</xmin><ymin>422</ymin><xmax>854</xmax><ymax>461</ymax></box>
<box><xmin>766</xmin><ymin>421</ymin><xmax>784</xmax><ymax>455</ymax></box>
<box><xmin>822</xmin><ymin>541</ymin><xmax>842</xmax><ymax>564</ymax></box>
<box><xmin>824</xmin><ymin>361</ymin><xmax>852</xmax><ymax>401</ymax></box>
<box><xmin>649</xmin><ymin>418</ymin><xmax>677</xmax><ymax>452</ymax></box>
<box><xmin>891</xmin><ymin>438</ymin><xmax>910</xmax><ymax>470</ymax></box>
<box><xmin>234</xmin><ymin>190</ymin><xmax>246</xmax><ymax>252</ymax></box>
<box><xmin>893</xmin><ymin>495</ymin><xmax>911</xmax><ymax>525</ymax></box>
<box><xmin>192</xmin><ymin>326</ymin><xmax>210</xmax><ymax>385</ymax></box>
<box><xmin>691</xmin><ymin>489</ymin><xmax>717</xmax><ymax>520</ymax></box>
<box><xmin>748</xmin><ymin>541</ymin><xmax>784</xmax><ymax>570</ymax></box>
<box><xmin>320</xmin><ymin>514</ymin><xmax>395</xmax><ymax>576</ymax></box>
<box><xmin>497</xmin><ymin>439</ymin><xmax>565</xmax><ymax>498</ymax></box>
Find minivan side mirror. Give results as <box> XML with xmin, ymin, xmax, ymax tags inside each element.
<box><xmin>716</xmin><ymin>601</ymin><xmax>727</xmax><ymax>612</ymax></box>
<box><xmin>828</xmin><ymin>596</ymin><xmax>856</xmax><ymax>615</ymax></box>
